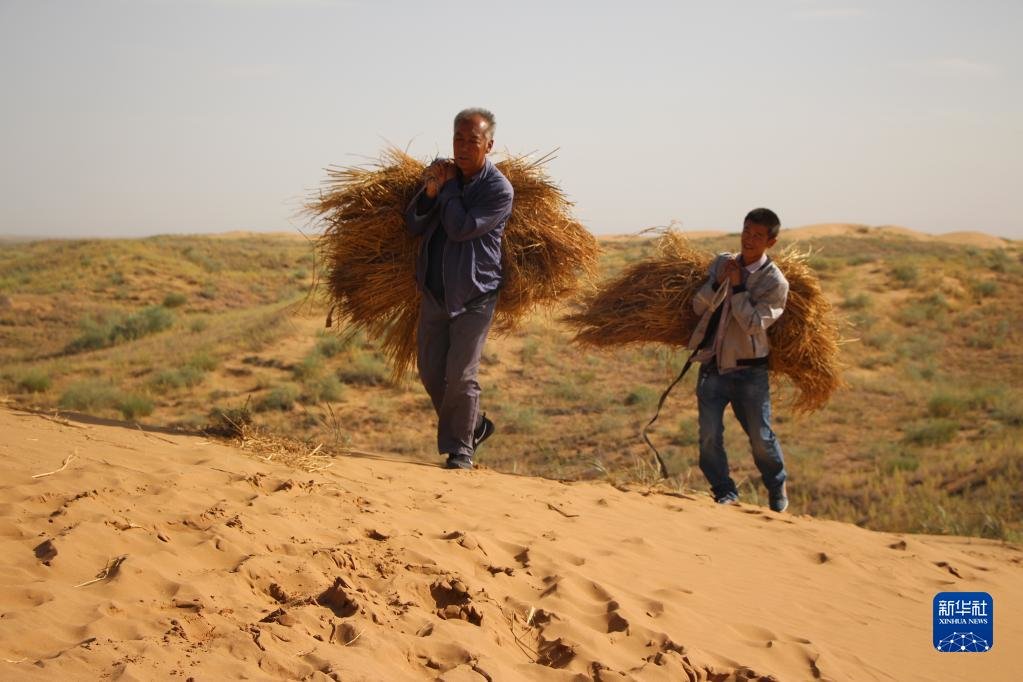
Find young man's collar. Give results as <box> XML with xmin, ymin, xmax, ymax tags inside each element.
<box><xmin>738</xmin><ymin>252</ymin><xmax>768</xmax><ymax>273</ymax></box>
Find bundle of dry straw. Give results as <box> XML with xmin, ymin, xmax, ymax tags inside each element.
<box><xmin>309</xmin><ymin>148</ymin><xmax>599</xmax><ymax>379</ymax></box>
<box><xmin>565</xmin><ymin>231</ymin><xmax>843</xmax><ymax>412</ymax></box>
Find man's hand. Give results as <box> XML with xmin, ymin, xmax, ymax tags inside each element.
<box><xmin>717</xmin><ymin>257</ymin><xmax>742</xmax><ymax>287</ymax></box>
<box><xmin>423</xmin><ymin>159</ymin><xmax>456</xmax><ymax>198</ymax></box>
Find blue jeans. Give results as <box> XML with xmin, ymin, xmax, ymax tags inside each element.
<box><xmin>696</xmin><ymin>363</ymin><xmax>786</xmax><ymax>499</ymax></box>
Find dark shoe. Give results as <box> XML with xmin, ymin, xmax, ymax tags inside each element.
<box><xmin>715</xmin><ymin>491</ymin><xmax>739</xmax><ymax>505</ymax></box>
<box><xmin>473</xmin><ymin>413</ymin><xmax>495</xmax><ymax>451</ymax></box>
<box><xmin>768</xmin><ymin>482</ymin><xmax>788</xmax><ymax>513</ymax></box>
<box><xmin>445</xmin><ymin>453</ymin><xmax>474</xmax><ymax>470</ymax></box>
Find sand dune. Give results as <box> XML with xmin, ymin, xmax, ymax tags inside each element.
<box><xmin>599</xmin><ymin>224</ymin><xmax>1015</xmax><ymax>249</ymax></box>
<box><xmin>782</xmin><ymin>224</ymin><xmax>1013</xmax><ymax>248</ymax></box>
<box><xmin>1</xmin><ymin>408</ymin><xmax>1019</xmax><ymax>681</ymax></box>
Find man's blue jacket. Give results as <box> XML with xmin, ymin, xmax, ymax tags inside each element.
<box><xmin>404</xmin><ymin>158</ymin><xmax>514</xmax><ymax>317</ymax></box>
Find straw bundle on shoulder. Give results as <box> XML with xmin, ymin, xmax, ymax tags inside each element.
<box><xmin>566</xmin><ymin>231</ymin><xmax>843</xmax><ymax>412</ymax></box>
<box><xmin>309</xmin><ymin>147</ymin><xmax>598</xmax><ymax>380</ymax></box>
<box><xmin>566</xmin><ymin>231</ymin><xmax>711</xmax><ymax>348</ymax></box>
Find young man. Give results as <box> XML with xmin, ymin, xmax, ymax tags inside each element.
<box><xmin>687</xmin><ymin>208</ymin><xmax>790</xmax><ymax>511</ymax></box>
<box><xmin>404</xmin><ymin>108</ymin><xmax>514</xmax><ymax>470</ymax></box>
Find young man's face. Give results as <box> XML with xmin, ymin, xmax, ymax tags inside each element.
<box><xmin>740</xmin><ymin>220</ymin><xmax>777</xmax><ymax>263</ymax></box>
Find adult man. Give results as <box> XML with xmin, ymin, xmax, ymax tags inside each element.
<box><xmin>687</xmin><ymin>208</ymin><xmax>790</xmax><ymax>511</ymax></box>
<box><xmin>404</xmin><ymin>108</ymin><xmax>514</xmax><ymax>470</ymax></box>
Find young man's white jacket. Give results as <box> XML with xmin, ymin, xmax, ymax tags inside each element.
<box><xmin>686</xmin><ymin>253</ymin><xmax>789</xmax><ymax>371</ymax></box>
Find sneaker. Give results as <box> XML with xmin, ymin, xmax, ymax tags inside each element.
<box><xmin>714</xmin><ymin>491</ymin><xmax>739</xmax><ymax>505</ymax></box>
<box><xmin>473</xmin><ymin>413</ymin><xmax>495</xmax><ymax>451</ymax></box>
<box><xmin>768</xmin><ymin>482</ymin><xmax>788</xmax><ymax>513</ymax></box>
<box><xmin>445</xmin><ymin>453</ymin><xmax>474</xmax><ymax>470</ymax></box>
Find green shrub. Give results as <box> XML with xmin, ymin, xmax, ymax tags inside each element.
<box><xmin>207</xmin><ymin>403</ymin><xmax>253</xmax><ymax>436</ymax></box>
<box><xmin>624</xmin><ymin>386</ymin><xmax>658</xmax><ymax>407</ymax></box>
<box><xmin>338</xmin><ymin>350</ymin><xmax>389</xmax><ymax>386</ymax></box>
<box><xmin>502</xmin><ymin>406</ymin><xmax>539</xmax><ymax>434</ymax></box>
<box><xmin>903</xmin><ymin>419</ymin><xmax>958</xmax><ymax>446</ymax></box>
<box><xmin>188</xmin><ymin>351</ymin><xmax>218</xmax><ymax>372</ymax></box>
<box><xmin>841</xmin><ymin>292</ymin><xmax>872</xmax><ymax>310</ymax></box>
<box><xmin>189</xmin><ymin>318</ymin><xmax>208</xmax><ymax>333</ymax></box>
<box><xmin>66</xmin><ymin>305</ymin><xmax>174</xmax><ymax>353</ymax></box>
<box><xmin>114</xmin><ymin>306</ymin><xmax>174</xmax><ymax>341</ymax></box>
<box><xmin>971</xmin><ymin>280</ymin><xmax>998</xmax><ymax>298</ymax></box>
<box><xmin>928</xmin><ymin>392</ymin><xmax>968</xmax><ymax>418</ymax></box>
<box><xmin>119</xmin><ymin>394</ymin><xmax>154</xmax><ymax>420</ymax></box>
<box><xmin>162</xmin><ymin>292</ymin><xmax>188</xmax><ymax>308</ymax></box>
<box><xmin>862</xmin><ymin>329</ymin><xmax>893</xmax><ymax>349</ymax></box>
<box><xmin>301</xmin><ymin>375</ymin><xmax>344</xmax><ymax>403</ymax></box>
<box><xmin>890</xmin><ymin>262</ymin><xmax>919</xmax><ymax>287</ymax></box>
<box><xmin>315</xmin><ymin>334</ymin><xmax>346</xmax><ymax>358</ymax></box>
<box><xmin>59</xmin><ymin>380</ymin><xmax>122</xmax><ymax>412</ymax></box>
<box><xmin>17</xmin><ymin>368</ymin><xmax>51</xmax><ymax>393</ymax></box>
<box><xmin>294</xmin><ymin>352</ymin><xmax>324</xmax><ymax>382</ymax></box>
<box><xmin>256</xmin><ymin>384</ymin><xmax>299</xmax><ymax>412</ymax></box>
<box><xmin>520</xmin><ymin>338</ymin><xmax>540</xmax><ymax>363</ymax></box>
<box><xmin>150</xmin><ymin>366</ymin><xmax>205</xmax><ymax>390</ymax></box>
<box><xmin>884</xmin><ymin>453</ymin><xmax>920</xmax><ymax>473</ymax></box>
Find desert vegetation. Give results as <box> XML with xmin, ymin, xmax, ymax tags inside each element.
<box><xmin>1</xmin><ymin>229</ymin><xmax>1020</xmax><ymax>541</ymax></box>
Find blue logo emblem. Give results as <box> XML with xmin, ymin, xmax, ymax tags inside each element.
<box><xmin>933</xmin><ymin>592</ymin><xmax>993</xmax><ymax>652</ymax></box>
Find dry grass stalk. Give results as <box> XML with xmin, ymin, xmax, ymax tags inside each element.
<box><xmin>234</xmin><ymin>425</ymin><xmax>336</xmax><ymax>473</ymax></box>
<box><xmin>74</xmin><ymin>554</ymin><xmax>128</xmax><ymax>588</ymax></box>
<box><xmin>31</xmin><ymin>449</ymin><xmax>78</xmax><ymax>479</ymax></box>
<box><xmin>566</xmin><ymin>231</ymin><xmax>843</xmax><ymax>412</ymax></box>
<box><xmin>308</xmin><ymin>148</ymin><xmax>599</xmax><ymax>380</ymax></box>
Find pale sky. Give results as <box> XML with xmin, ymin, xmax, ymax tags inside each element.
<box><xmin>1</xmin><ymin>0</ymin><xmax>1021</xmax><ymax>239</ymax></box>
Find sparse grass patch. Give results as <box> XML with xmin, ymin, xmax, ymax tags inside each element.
<box><xmin>301</xmin><ymin>374</ymin><xmax>345</xmax><ymax>404</ymax></box>
<box><xmin>162</xmin><ymin>292</ymin><xmax>188</xmax><ymax>308</ymax></box>
<box><xmin>150</xmin><ymin>366</ymin><xmax>205</xmax><ymax>390</ymax></box>
<box><xmin>118</xmin><ymin>393</ymin><xmax>154</xmax><ymax>420</ymax></box>
<box><xmin>188</xmin><ymin>350</ymin><xmax>219</xmax><ymax>372</ymax></box>
<box><xmin>841</xmin><ymin>292</ymin><xmax>872</xmax><ymax>310</ymax></box>
<box><xmin>294</xmin><ymin>352</ymin><xmax>325</xmax><ymax>382</ymax></box>
<box><xmin>903</xmin><ymin>418</ymin><xmax>958</xmax><ymax>446</ymax></box>
<box><xmin>897</xmin><ymin>293</ymin><xmax>948</xmax><ymax>327</ymax></box>
<box><xmin>501</xmin><ymin>405</ymin><xmax>540</xmax><ymax>434</ymax></box>
<box><xmin>965</xmin><ymin>319</ymin><xmax>1010</xmax><ymax>350</ymax></box>
<box><xmin>337</xmin><ymin>350</ymin><xmax>389</xmax><ymax>386</ymax></box>
<box><xmin>66</xmin><ymin>305</ymin><xmax>174</xmax><ymax>353</ymax></box>
<box><xmin>59</xmin><ymin>380</ymin><xmax>153</xmax><ymax>419</ymax></box>
<box><xmin>889</xmin><ymin>261</ymin><xmax>919</xmax><ymax>287</ymax></box>
<box><xmin>315</xmin><ymin>333</ymin><xmax>346</xmax><ymax>358</ymax></box>
<box><xmin>256</xmin><ymin>383</ymin><xmax>300</xmax><ymax>412</ymax></box>
<box><xmin>623</xmin><ymin>386</ymin><xmax>658</xmax><ymax>408</ymax></box>
<box><xmin>971</xmin><ymin>280</ymin><xmax>998</xmax><ymax>298</ymax></box>
<box><xmin>207</xmin><ymin>402</ymin><xmax>254</xmax><ymax>437</ymax></box>
<box><xmin>59</xmin><ymin>380</ymin><xmax>123</xmax><ymax>412</ymax></box>
<box><xmin>16</xmin><ymin>368</ymin><xmax>52</xmax><ymax>393</ymax></box>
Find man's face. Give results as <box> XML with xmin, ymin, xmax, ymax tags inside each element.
<box><xmin>452</xmin><ymin>115</ymin><xmax>493</xmax><ymax>177</ymax></box>
<box><xmin>740</xmin><ymin>220</ymin><xmax>777</xmax><ymax>262</ymax></box>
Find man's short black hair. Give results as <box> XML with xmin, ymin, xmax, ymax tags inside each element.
<box><xmin>744</xmin><ymin>207</ymin><xmax>781</xmax><ymax>239</ymax></box>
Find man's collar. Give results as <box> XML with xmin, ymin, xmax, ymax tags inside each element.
<box><xmin>459</xmin><ymin>157</ymin><xmax>491</xmax><ymax>186</ymax></box>
<box><xmin>740</xmin><ymin>253</ymin><xmax>768</xmax><ymax>273</ymax></box>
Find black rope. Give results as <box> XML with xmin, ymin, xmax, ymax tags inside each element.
<box><xmin>641</xmin><ymin>350</ymin><xmax>698</xmax><ymax>479</ymax></box>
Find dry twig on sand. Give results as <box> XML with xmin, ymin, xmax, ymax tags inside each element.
<box><xmin>74</xmin><ymin>555</ymin><xmax>128</xmax><ymax>588</ymax></box>
<box><xmin>31</xmin><ymin>450</ymin><xmax>78</xmax><ymax>479</ymax></box>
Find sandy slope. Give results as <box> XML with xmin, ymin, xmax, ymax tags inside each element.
<box><xmin>1</xmin><ymin>409</ymin><xmax>1020</xmax><ymax>681</ymax></box>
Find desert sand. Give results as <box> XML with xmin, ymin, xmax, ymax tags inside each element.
<box><xmin>1</xmin><ymin>407</ymin><xmax>1020</xmax><ymax>681</ymax></box>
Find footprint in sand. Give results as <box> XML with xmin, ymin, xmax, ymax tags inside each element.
<box><xmin>430</xmin><ymin>577</ymin><xmax>483</xmax><ymax>626</ymax></box>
